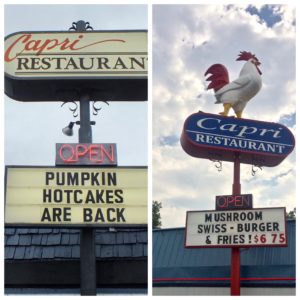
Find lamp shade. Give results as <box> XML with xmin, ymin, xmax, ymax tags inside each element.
<box><xmin>62</xmin><ymin>122</ymin><xmax>74</xmax><ymax>136</ymax></box>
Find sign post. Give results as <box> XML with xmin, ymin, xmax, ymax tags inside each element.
<box><xmin>5</xmin><ymin>20</ymin><xmax>148</xmax><ymax>296</ymax></box>
<box><xmin>78</xmin><ymin>93</ymin><xmax>96</xmax><ymax>295</ymax></box>
<box><xmin>182</xmin><ymin>111</ymin><xmax>294</xmax><ymax>296</ymax></box>
<box><xmin>231</xmin><ymin>153</ymin><xmax>241</xmax><ymax>295</ymax></box>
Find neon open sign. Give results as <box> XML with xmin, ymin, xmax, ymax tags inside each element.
<box><xmin>216</xmin><ymin>194</ymin><xmax>253</xmax><ymax>210</ymax></box>
<box><xmin>55</xmin><ymin>143</ymin><xmax>117</xmax><ymax>166</ymax></box>
<box><xmin>181</xmin><ymin>112</ymin><xmax>295</xmax><ymax>167</ymax></box>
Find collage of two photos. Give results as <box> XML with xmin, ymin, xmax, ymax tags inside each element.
<box><xmin>4</xmin><ymin>3</ymin><xmax>295</xmax><ymax>296</ymax></box>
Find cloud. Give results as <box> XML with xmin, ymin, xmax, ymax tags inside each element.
<box><xmin>153</xmin><ymin>4</ymin><xmax>295</xmax><ymax>228</ymax></box>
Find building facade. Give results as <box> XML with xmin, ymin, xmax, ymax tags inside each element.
<box><xmin>153</xmin><ymin>219</ymin><xmax>295</xmax><ymax>296</ymax></box>
<box><xmin>5</xmin><ymin>227</ymin><xmax>147</xmax><ymax>295</ymax></box>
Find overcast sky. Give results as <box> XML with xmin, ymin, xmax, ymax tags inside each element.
<box><xmin>153</xmin><ymin>4</ymin><xmax>296</xmax><ymax>228</ymax></box>
<box><xmin>4</xmin><ymin>4</ymin><xmax>148</xmax><ymax>166</ymax></box>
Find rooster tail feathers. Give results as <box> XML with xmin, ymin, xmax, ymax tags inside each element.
<box><xmin>204</xmin><ymin>64</ymin><xmax>228</xmax><ymax>77</ymax></box>
<box><xmin>205</xmin><ymin>64</ymin><xmax>229</xmax><ymax>92</ymax></box>
<box><xmin>207</xmin><ymin>80</ymin><xmax>228</xmax><ymax>91</ymax></box>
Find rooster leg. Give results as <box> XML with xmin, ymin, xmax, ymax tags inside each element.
<box><xmin>219</xmin><ymin>103</ymin><xmax>231</xmax><ymax>116</ymax></box>
<box><xmin>235</xmin><ymin>111</ymin><xmax>243</xmax><ymax>118</ymax></box>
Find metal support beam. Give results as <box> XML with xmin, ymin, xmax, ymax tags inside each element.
<box><xmin>231</xmin><ymin>153</ymin><xmax>241</xmax><ymax>296</ymax></box>
<box><xmin>79</xmin><ymin>93</ymin><xmax>96</xmax><ymax>295</ymax></box>
<box><xmin>79</xmin><ymin>93</ymin><xmax>92</xmax><ymax>143</ymax></box>
<box><xmin>80</xmin><ymin>228</ymin><xmax>96</xmax><ymax>295</ymax></box>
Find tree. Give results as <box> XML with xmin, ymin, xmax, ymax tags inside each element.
<box><xmin>287</xmin><ymin>208</ymin><xmax>296</xmax><ymax>219</ymax></box>
<box><xmin>153</xmin><ymin>201</ymin><xmax>162</xmax><ymax>229</ymax></box>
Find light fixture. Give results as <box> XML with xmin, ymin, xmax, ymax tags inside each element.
<box><xmin>62</xmin><ymin>122</ymin><xmax>75</xmax><ymax>136</ymax></box>
<box><xmin>62</xmin><ymin>121</ymin><xmax>96</xmax><ymax>137</ymax></box>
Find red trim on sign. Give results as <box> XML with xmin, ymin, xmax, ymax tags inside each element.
<box><xmin>153</xmin><ymin>277</ymin><xmax>229</xmax><ymax>282</ymax></box>
<box><xmin>242</xmin><ymin>277</ymin><xmax>295</xmax><ymax>281</ymax></box>
<box><xmin>153</xmin><ymin>277</ymin><xmax>295</xmax><ymax>283</ymax></box>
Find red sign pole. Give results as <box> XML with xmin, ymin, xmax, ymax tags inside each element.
<box><xmin>231</xmin><ymin>153</ymin><xmax>241</xmax><ymax>295</ymax></box>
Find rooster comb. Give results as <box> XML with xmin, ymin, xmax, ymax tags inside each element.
<box><xmin>236</xmin><ymin>51</ymin><xmax>260</xmax><ymax>64</ymax></box>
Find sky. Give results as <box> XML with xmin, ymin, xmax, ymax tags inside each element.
<box><xmin>152</xmin><ymin>4</ymin><xmax>296</xmax><ymax>228</ymax></box>
<box><xmin>2</xmin><ymin>3</ymin><xmax>297</xmax><ymax>229</ymax></box>
<box><xmin>4</xmin><ymin>4</ymin><xmax>148</xmax><ymax>167</ymax></box>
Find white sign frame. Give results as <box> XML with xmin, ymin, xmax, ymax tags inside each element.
<box><xmin>185</xmin><ymin>207</ymin><xmax>287</xmax><ymax>248</ymax></box>
<box><xmin>5</xmin><ymin>166</ymin><xmax>147</xmax><ymax>227</ymax></box>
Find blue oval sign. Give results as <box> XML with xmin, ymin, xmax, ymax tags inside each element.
<box><xmin>180</xmin><ymin>112</ymin><xmax>295</xmax><ymax>167</ymax></box>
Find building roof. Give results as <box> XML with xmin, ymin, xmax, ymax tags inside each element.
<box><xmin>5</xmin><ymin>227</ymin><xmax>147</xmax><ymax>261</ymax></box>
<box><xmin>153</xmin><ymin>219</ymin><xmax>295</xmax><ymax>287</ymax></box>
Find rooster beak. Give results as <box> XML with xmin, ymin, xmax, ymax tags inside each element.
<box><xmin>256</xmin><ymin>65</ymin><xmax>262</xmax><ymax>75</ymax></box>
<box><xmin>253</xmin><ymin>59</ymin><xmax>262</xmax><ymax>75</ymax></box>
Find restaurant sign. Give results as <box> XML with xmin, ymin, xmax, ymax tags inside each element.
<box><xmin>5</xmin><ymin>30</ymin><xmax>147</xmax><ymax>101</ymax></box>
<box><xmin>5</xmin><ymin>166</ymin><xmax>147</xmax><ymax>226</ymax></box>
<box><xmin>180</xmin><ymin>112</ymin><xmax>295</xmax><ymax>167</ymax></box>
<box><xmin>5</xmin><ymin>31</ymin><xmax>147</xmax><ymax>78</ymax></box>
<box><xmin>185</xmin><ymin>207</ymin><xmax>287</xmax><ymax>248</ymax></box>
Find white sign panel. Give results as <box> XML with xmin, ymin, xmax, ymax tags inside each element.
<box><xmin>5</xmin><ymin>166</ymin><xmax>147</xmax><ymax>226</ymax></box>
<box><xmin>5</xmin><ymin>31</ymin><xmax>147</xmax><ymax>79</ymax></box>
<box><xmin>185</xmin><ymin>207</ymin><xmax>287</xmax><ymax>248</ymax></box>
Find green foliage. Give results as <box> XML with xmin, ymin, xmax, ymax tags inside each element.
<box><xmin>153</xmin><ymin>201</ymin><xmax>162</xmax><ymax>229</ymax></box>
<box><xmin>287</xmin><ymin>208</ymin><xmax>296</xmax><ymax>219</ymax></box>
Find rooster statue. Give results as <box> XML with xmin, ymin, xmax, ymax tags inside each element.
<box><xmin>205</xmin><ymin>51</ymin><xmax>262</xmax><ymax>118</ymax></box>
